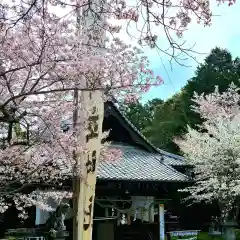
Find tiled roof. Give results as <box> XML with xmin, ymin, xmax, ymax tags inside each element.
<box><xmin>111</xmin><ymin>101</ymin><xmax>188</xmax><ymax>167</ymax></box>
<box><xmin>97</xmin><ymin>144</ymin><xmax>189</xmax><ymax>182</ymax></box>
<box><xmin>58</xmin><ymin>100</ymin><xmax>189</xmax><ymax>181</ymax></box>
<box><xmin>157</xmin><ymin>149</ymin><xmax>187</xmax><ymax>166</ymax></box>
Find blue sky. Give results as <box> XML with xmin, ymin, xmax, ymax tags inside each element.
<box><xmin>140</xmin><ymin>1</ymin><xmax>240</xmax><ymax>102</ymax></box>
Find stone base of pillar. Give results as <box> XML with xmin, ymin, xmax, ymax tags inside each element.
<box><xmin>221</xmin><ymin>221</ymin><xmax>237</xmax><ymax>240</ymax></box>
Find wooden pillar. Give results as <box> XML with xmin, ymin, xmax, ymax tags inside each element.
<box><xmin>73</xmin><ymin>0</ymin><xmax>105</xmax><ymax>237</ymax></box>
<box><xmin>105</xmin><ymin>208</ymin><xmax>109</xmax><ymax>217</ymax></box>
<box><xmin>127</xmin><ymin>213</ymin><xmax>131</xmax><ymax>225</ymax></box>
<box><xmin>148</xmin><ymin>202</ymin><xmax>155</xmax><ymax>222</ymax></box>
<box><xmin>159</xmin><ymin>203</ymin><xmax>165</xmax><ymax>240</ymax></box>
<box><xmin>82</xmin><ymin>91</ymin><xmax>104</xmax><ymax>240</ymax></box>
<box><xmin>72</xmin><ymin>89</ymin><xmax>104</xmax><ymax>240</ymax></box>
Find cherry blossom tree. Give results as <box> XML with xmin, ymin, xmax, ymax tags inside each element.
<box><xmin>0</xmin><ymin>0</ymin><xmax>163</xmax><ymax>216</ymax></box>
<box><xmin>175</xmin><ymin>83</ymin><xmax>240</xmax><ymax>226</ymax></box>
<box><xmin>0</xmin><ymin>0</ymin><xmax>236</xmax><ymax>63</ymax></box>
<box><xmin>0</xmin><ymin>0</ymin><xmax>236</xmax><ymax>223</ymax></box>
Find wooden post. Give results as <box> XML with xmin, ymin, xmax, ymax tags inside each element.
<box><xmin>159</xmin><ymin>203</ymin><xmax>165</xmax><ymax>240</ymax></box>
<box><xmin>72</xmin><ymin>89</ymin><xmax>104</xmax><ymax>240</ymax></box>
<box><xmin>73</xmin><ymin>3</ymin><xmax>86</xmax><ymax>239</ymax></box>
<box><xmin>82</xmin><ymin>91</ymin><xmax>104</xmax><ymax>240</ymax></box>
<box><xmin>73</xmin><ymin>0</ymin><xmax>105</xmax><ymax>238</ymax></box>
<box><xmin>127</xmin><ymin>213</ymin><xmax>131</xmax><ymax>225</ymax></box>
<box><xmin>72</xmin><ymin>88</ymin><xmax>87</xmax><ymax>240</ymax></box>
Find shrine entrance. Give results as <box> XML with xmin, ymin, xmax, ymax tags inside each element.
<box><xmin>114</xmin><ymin>222</ymin><xmax>158</xmax><ymax>240</ymax></box>
<box><xmin>93</xmin><ymin>197</ymin><xmax>166</xmax><ymax>240</ymax></box>
<box><xmin>93</xmin><ymin>218</ymin><xmax>159</xmax><ymax>240</ymax></box>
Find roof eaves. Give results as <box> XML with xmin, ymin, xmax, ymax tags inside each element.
<box><xmin>110</xmin><ymin>101</ymin><xmax>192</xmax><ymax>169</ymax></box>
<box><xmin>110</xmin><ymin>101</ymin><xmax>159</xmax><ymax>153</ymax></box>
<box><xmin>158</xmin><ymin>149</ymin><xmax>185</xmax><ymax>161</ymax></box>
<box><xmin>97</xmin><ymin>144</ymin><xmax>190</xmax><ymax>182</ymax></box>
<box><xmin>152</xmin><ymin>155</ymin><xmax>190</xmax><ymax>181</ymax></box>
<box><xmin>97</xmin><ymin>176</ymin><xmax>190</xmax><ymax>182</ymax></box>
<box><xmin>156</xmin><ymin>148</ymin><xmax>193</xmax><ymax>167</ymax></box>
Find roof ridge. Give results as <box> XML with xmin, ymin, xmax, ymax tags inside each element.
<box><xmin>111</xmin><ymin>101</ymin><xmax>187</xmax><ymax>164</ymax></box>
<box><xmin>153</xmin><ymin>155</ymin><xmax>189</xmax><ymax>180</ymax></box>
<box><xmin>111</xmin><ymin>101</ymin><xmax>159</xmax><ymax>152</ymax></box>
<box><xmin>158</xmin><ymin>149</ymin><xmax>185</xmax><ymax>161</ymax></box>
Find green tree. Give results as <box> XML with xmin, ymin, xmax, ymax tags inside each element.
<box><xmin>121</xmin><ymin>99</ymin><xmax>163</xmax><ymax>131</ymax></box>
<box><xmin>143</xmin><ymin>93</ymin><xmax>187</xmax><ymax>152</ymax></box>
<box><xmin>147</xmin><ymin>47</ymin><xmax>240</xmax><ymax>153</ymax></box>
<box><xmin>122</xmin><ymin>47</ymin><xmax>240</xmax><ymax>154</ymax></box>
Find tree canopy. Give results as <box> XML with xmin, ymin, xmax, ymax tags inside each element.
<box><xmin>120</xmin><ymin>99</ymin><xmax>163</xmax><ymax>131</ymax></box>
<box><xmin>175</xmin><ymin>83</ymin><xmax>240</xmax><ymax>226</ymax></box>
<box><xmin>0</xmin><ymin>0</ymin><xmax>163</xmax><ymax>217</ymax></box>
<box><xmin>122</xmin><ymin>48</ymin><xmax>240</xmax><ymax>154</ymax></box>
<box><xmin>0</xmin><ymin>0</ymin><xmax>236</xmax><ymax>227</ymax></box>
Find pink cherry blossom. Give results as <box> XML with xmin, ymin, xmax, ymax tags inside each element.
<box><xmin>0</xmin><ymin>0</ymin><xmax>235</xmax><ymax>216</ymax></box>
<box><xmin>175</xmin><ymin>83</ymin><xmax>240</xmax><ymax>221</ymax></box>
